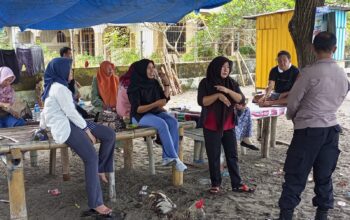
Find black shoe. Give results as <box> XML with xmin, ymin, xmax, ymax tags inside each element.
<box><xmin>278</xmin><ymin>209</ymin><xmax>293</xmax><ymax>220</ymax></box>
<box><xmin>240</xmin><ymin>141</ymin><xmax>259</xmax><ymax>151</ymax></box>
<box><xmin>315</xmin><ymin>208</ymin><xmax>328</xmax><ymax>220</ymax></box>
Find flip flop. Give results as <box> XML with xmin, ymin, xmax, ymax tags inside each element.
<box><xmin>209</xmin><ymin>186</ymin><xmax>220</xmax><ymax>194</ymax></box>
<box><xmin>232</xmin><ymin>184</ymin><xmax>255</xmax><ymax>193</ymax></box>
<box><xmin>81</xmin><ymin>209</ymin><xmax>113</xmax><ymax>219</ymax></box>
<box><xmin>240</xmin><ymin>141</ymin><xmax>259</xmax><ymax>151</ymax></box>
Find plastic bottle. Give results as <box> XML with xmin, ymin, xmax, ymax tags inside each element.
<box><xmin>78</xmin><ymin>99</ymin><xmax>85</xmax><ymax>108</ymax></box>
<box><xmin>34</xmin><ymin>103</ymin><xmax>41</xmax><ymax>122</ymax></box>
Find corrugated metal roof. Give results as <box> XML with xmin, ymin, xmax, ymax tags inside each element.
<box><xmin>243</xmin><ymin>6</ymin><xmax>350</xmax><ymax>20</ymax></box>
<box><xmin>243</xmin><ymin>9</ymin><xmax>293</xmax><ymax>20</ymax></box>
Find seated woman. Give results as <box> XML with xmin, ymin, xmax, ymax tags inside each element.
<box><xmin>91</xmin><ymin>61</ymin><xmax>119</xmax><ymax>115</ymax></box>
<box><xmin>117</xmin><ymin>63</ymin><xmax>135</xmax><ymax>118</ymax></box>
<box><xmin>0</xmin><ymin>67</ymin><xmax>25</xmax><ymax>128</ymax></box>
<box><xmin>127</xmin><ymin>59</ymin><xmax>187</xmax><ymax>172</ymax></box>
<box><xmin>235</xmin><ymin>103</ymin><xmax>259</xmax><ymax>151</ymax></box>
<box><xmin>197</xmin><ymin>56</ymin><xmax>254</xmax><ymax>193</ymax></box>
<box><xmin>40</xmin><ymin>57</ymin><xmax>116</xmax><ymax>216</ymax></box>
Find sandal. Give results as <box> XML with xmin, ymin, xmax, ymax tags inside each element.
<box><xmin>209</xmin><ymin>186</ymin><xmax>220</xmax><ymax>194</ymax></box>
<box><xmin>81</xmin><ymin>209</ymin><xmax>113</xmax><ymax>218</ymax></box>
<box><xmin>232</xmin><ymin>184</ymin><xmax>255</xmax><ymax>193</ymax></box>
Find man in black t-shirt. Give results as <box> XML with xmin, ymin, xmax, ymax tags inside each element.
<box><xmin>255</xmin><ymin>51</ymin><xmax>299</xmax><ymax>106</ymax></box>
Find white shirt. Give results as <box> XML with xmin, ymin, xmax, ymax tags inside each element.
<box><xmin>40</xmin><ymin>83</ymin><xmax>87</xmax><ymax>144</ymax></box>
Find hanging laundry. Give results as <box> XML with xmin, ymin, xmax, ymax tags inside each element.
<box><xmin>16</xmin><ymin>48</ymin><xmax>34</xmax><ymax>76</ymax></box>
<box><xmin>0</xmin><ymin>49</ymin><xmax>20</xmax><ymax>83</ymax></box>
<box><xmin>30</xmin><ymin>46</ymin><xmax>45</xmax><ymax>74</ymax></box>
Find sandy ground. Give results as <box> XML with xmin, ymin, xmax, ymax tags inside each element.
<box><xmin>1</xmin><ymin>85</ymin><xmax>350</xmax><ymax>220</ymax></box>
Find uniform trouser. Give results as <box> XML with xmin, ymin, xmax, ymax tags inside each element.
<box><xmin>203</xmin><ymin>128</ymin><xmax>242</xmax><ymax>188</ymax></box>
<box><xmin>65</xmin><ymin>122</ymin><xmax>116</xmax><ymax>209</ymax></box>
<box><xmin>279</xmin><ymin>125</ymin><xmax>341</xmax><ymax>211</ymax></box>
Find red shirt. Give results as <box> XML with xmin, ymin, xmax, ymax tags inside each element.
<box><xmin>204</xmin><ymin>110</ymin><xmax>234</xmax><ymax>131</ymax></box>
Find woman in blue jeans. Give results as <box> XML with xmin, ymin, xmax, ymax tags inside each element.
<box><xmin>127</xmin><ymin>59</ymin><xmax>187</xmax><ymax>172</ymax></box>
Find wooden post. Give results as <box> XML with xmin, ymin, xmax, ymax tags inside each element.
<box><xmin>146</xmin><ymin>136</ymin><xmax>155</xmax><ymax>175</ymax></box>
<box><xmin>172</xmin><ymin>127</ymin><xmax>184</xmax><ymax>186</ymax></box>
<box><xmin>199</xmin><ymin>142</ymin><xmax>205</xmax><ymax>162</ymax></box>
<box><xmin>235</xmin><ymin>52</ymin><xmax>246</xmax><ymax>86</ymax></box>
<box><xmin>261</xmin><ymin>117</ymin><xmax>271</xmax><ymax>158</ymax></box>
<box><xmin>193</xmin><ymin>140</ymin><xmax>201</xmax><ymax>162</ymax></box>
<box><xmin>49</xmin><ymin>149</ymin><xmax>56</xmax><ymax>175</ymax></box>
<box><xmin>7</xmin><ymin>148</ymin><xmax>28</xmax><ymax>220</ymax></box>
<box><xmin>257</xmin><ymin>119</ymin><xmax>262</xmax><ymax>141</ymax></box>
<box><xmin>29</xmin><ymin>150</ymin><xmax>38</xmax><ymax>167</ymax></box>
<box><xmin>241</xmin><ymin>145</ymin><xmax>247</xmax><ymax>155</ymax></box>
<box><xmin>122</xmin><ymin>139</ymin><xmax>133</xmax><ymax>170</ymax></box>
<box><xmin>61</xmin><ymin>148</ymin><xmax>70</xmax><ymax>181</ymax></box>
<box><xmin>270</xmin><ymin>117</ymin><xmax>278</xmax><ymax>149</ymax></box>
<box><xmin>108</xmin><ymin>159</ymin><xmax>116</xmax><ymax>202</ymax></box>
<box><xmin>238</xmin><ymin>51</ymin><xmax>255</xmax><ymax>87</ymax></box>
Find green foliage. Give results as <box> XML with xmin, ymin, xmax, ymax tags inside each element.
<box><xmin>104</xmin><ymin>26</ymin><xmax>130</xmax><ymax>48</ymax></box>
<box><xmin>111</xmin><ymin>48</ymin><xmax>140</xmax><ymax>66</ymax></box>
<box><xmin>206</xmin><ymin>0</ymin><xmax>295</xmax><ymax>29</ymax></box>
<box><xmin>239</xmin><ymin>46</ymin><xmax>255</xmax><ymax>57</ymax></box>
<box><xmin>75</xmin><ymin>53</ymin><xmax>104</xmax><ymax>68</ymax></box>
<box><xmin>181</xmin><ymin>29</ymin><xmax>216</xmax><ymax>61</ymax></box>
<box><xmin>34</xmin><ymin>42</ymin><xmax>59</xmax><ymax>66</ymax></box>
<box><xmin>150</xmin><ymin>52</ymin><xmax>163</xmax><ymax>63</ymax></box>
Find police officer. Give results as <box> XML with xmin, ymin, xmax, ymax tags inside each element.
<box><xmin>278</xmin><ymin>31</ymin><xmax>350</xmax><ymax>220</ymax></box>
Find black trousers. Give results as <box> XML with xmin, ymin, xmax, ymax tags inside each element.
<box><xmin>279</xmin><ymin>125</ymin><xmax>341</xmax><ymax>211</ymax></box>
<box><xmin>203</xmin><ymin>128</ymin><xmax>242</xmax><ymax>188</ymax></box>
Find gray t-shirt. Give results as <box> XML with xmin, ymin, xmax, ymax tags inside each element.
<box><xmin>287</xmin><ymin>58</ymin><xmax>349</xmax><ymax>129</ymax></box>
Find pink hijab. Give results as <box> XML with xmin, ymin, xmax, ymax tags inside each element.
<box><xmin>0</xmin><ymin>67</ymin><xmax>16</xmax><ymax>104</ymax></box>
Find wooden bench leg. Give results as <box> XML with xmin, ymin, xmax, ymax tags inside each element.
<box><xmin>257</xmin><ymin>119</ymin><xmax>263</xmax><ymax>141</ymax></box>
<box><xmin>193</xmin><ymin>140</ymin><xmax>201</xmax><ymax>162</ymax></box>
<box><xmin>261</xmin><ymin>117</ymin><xmax>271</xmax><ymax>158</ymax></box>
<box><xmin>241</xmin><ymin>145</ymin><xmax>247</xmax><ymax>155</ymax></box>
<box><xmin>199</xmin><ymin>142</ymin><xmax>205</xmax><ymax>161</ymax></box>
<box><xmin>7</xmin><ymin>148</ymin><xmax>28</xmax><ymax>220</ymax></box>
<box><xmin>172</xmin><ymin>127</ymin><xmax>184</xmax><ymax>186</ymax></box>
<box><xmin>49</xmin><ymin>149</ymin><xmax>56</xmax><ymax>175</ymax></box>
<box><xmin>122</xmin><ymin>139</ymin><xmax>133</xmax><ymax>170</ymax></box>
<box><xmin>30</xmin><ymin>150</ymin><xmax>38</xmax><ymax>167</ymax></box>
<box><xmin>108</xmin><ymin>159</ymin><xmax>116</xmax><ymax>202</ymax></box>
<box><xmin>270</xmin><ymin>117</ymin><xmax>278</xmax><ymax>149</ymax></box>
<box><xmin>61</xmin><ymin>148</ymin><xmax>70</xmax><ymax>181</ymax></box>
<box><xmin>146</xmin><ymin>136</ymin><xmax>155</xmax><ymax>175</ymax></box>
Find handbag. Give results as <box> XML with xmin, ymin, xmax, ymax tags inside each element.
<box><xmin>96</xmin><ymin>110</ymin><xmax>125</xmax><ymax>131</ymax></box>
<box><xmin>5</xmin><ymin>99</ymin><xmax>32</xmax><ymax>119</ymax></box>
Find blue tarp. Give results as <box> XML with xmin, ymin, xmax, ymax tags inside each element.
<box><xmin>0</xmin><ymin>0</ymin><xmax>230</xmax><ymax>30</ymax></box>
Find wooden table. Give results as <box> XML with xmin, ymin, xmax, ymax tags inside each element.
<box><xmin>248</xmin><ymin>103</ymin><xmax>287</xmax><ymax>158</ymax></box>
<box><xmin>173</xmin><ymin>104</ymin><xmax>287</xmax><ymax>159</ymax></box>
<box><xmin>0</xmin><ymin>121</ymin><xmax>195</xmax><ymax>220</ymax></box>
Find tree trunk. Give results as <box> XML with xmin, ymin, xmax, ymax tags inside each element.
<box><xmin>289</xmin><ymin>0</ymin><xmax>325</xmax><ymax>68</ymax></box>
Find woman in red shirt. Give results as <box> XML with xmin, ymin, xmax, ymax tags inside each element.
<box><xmin>197</xmin><ymin>56</ymin><xmax>254</xmax><ymax>194</ymax></box>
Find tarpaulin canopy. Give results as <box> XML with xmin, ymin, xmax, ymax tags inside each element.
<box><xmin>0</xmin><ymin>0</ymin><xmax>230</xmax><ymax>30</ymax></box>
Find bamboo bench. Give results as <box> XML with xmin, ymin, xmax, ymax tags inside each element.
<box><xmin>0</xmin><ymin>120</ymin><xmax>195</xmax><ymax>220</ymax></box>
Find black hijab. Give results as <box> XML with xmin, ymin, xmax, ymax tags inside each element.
<box><xmin>206</xmin><ymin>56</ymin><xmax>240</xmax><ymax>130</ymax></box>
<box><xmin>127</xmin><ymin>59</ymin><xmax>157</xmax><ymax>93</ymax></box>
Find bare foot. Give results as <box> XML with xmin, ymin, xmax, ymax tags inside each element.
<box><xmin>98</xmin><ymin>173</ymin><xmax>108</xmax><ymax>183</ymax></box>
<box><xmin>94</xmin><ymin>204</ymin><xmax>112</xmax><ymax>215</ymax></box>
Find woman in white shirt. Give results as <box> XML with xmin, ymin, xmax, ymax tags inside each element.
<box><xmin>40</xmin><ymin>57</ymin><xmax>115</xmax><ymax>216</ymax></box>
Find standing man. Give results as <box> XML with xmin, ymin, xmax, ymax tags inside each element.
<box><xmin>60</xmin><ymin>46</ymin><xmax>72</xmax><ymax>58</ymax></box>
<box><xmin>278</xmin><ymin>31</ymin><xmax>349</xmax><ymax>220</ymax></box>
